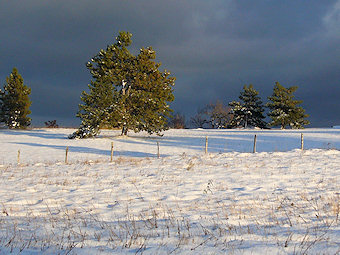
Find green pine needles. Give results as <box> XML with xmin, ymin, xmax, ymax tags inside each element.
<box><xmin>266</xmin><ymin>82</ymin><xmax>309</xmax><ymax>129</ymax></box>
<box><xmin>229</xmin><ymin>84</ymin><xmax>266</xmax><ymax>129</ymax></box>
<box><xmin>70</xmin><ymin>31</ymin><xmax>175</xmax><ymax>139</ymax></box>
<box><xmin>0</xmin><ymin>68</ymin><xmax>32</xmax><ymax>129</ymax></box>
<box><xmin>228</xmin><ymin>83</ymin><xmax>309</xmax><ymax>129</ymax></box>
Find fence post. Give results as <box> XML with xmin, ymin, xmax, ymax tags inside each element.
<box><xmin>205</xmin><ymin>136</ymin><xmax>208</xmax><ymax>154</ymax></box>
<box><xmin>157</xmin><ymin>141</ymin><xmax>160</xmax><ymax>159</ymax></box>
<box><xmin>110</xmin><ymin>142</ymin><xmax>114</xmax><ymax>162</ymax></box>
<box><xmin>253</xmin><ymin>134</ymin><xmax>257</xmax><ymax>153</ymax></box>
<box><xmin>17</xmin><ymin>149</ymin><xmax>20</xmax><ymax>165</ymax></box>
<box><xmin>65</xmin><ymin>146</ymin><xmax>69</xmax><ymax>164</ymax></box>
<box><xmin>301</xmin><ymin>133</ymin><xmax>304</xmax><ymax>151</ymax></box>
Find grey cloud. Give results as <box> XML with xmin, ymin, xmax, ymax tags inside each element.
<box><xmin>323</xmin><ymin>0</ymin><xmax>340</xmax><ymax>36</ymax></box>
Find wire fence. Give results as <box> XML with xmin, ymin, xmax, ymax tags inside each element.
<box><xmin>2</xmin><ymin>130</ymin><xmax>340</xmax><ymax>166</ymax></box>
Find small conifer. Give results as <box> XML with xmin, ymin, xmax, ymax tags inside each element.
<box><xmin>229</xmin><ymin>84</ymin><xmax>266</xmax><ymax>128</ymax></box>
<box><xmin>0</xmin><ymin>68</ymin><xmax>32</xmax><ymax>129</ymax></box>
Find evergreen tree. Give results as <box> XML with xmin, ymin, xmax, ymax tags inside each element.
<box><xmin>131</xmin><ymin>47</ymin><xmax>175</xmax><ymax>134</ymax></box>
<box><xmin>229</xmin><ymin>84</ymin><xmax>266</xmax><ymax>128</ymax></box>
<box><xmin>228</xmin><ymin>101</ymin><xmax>246</xmax><ymax>128</ymax></box>
<box><xmin>71</xmin><ymin>31</ymin><xmax>175</xmax><ymax>138</ymax></box>
<box><xmin>69</xmin><ymin>78</ymin><xmax>115</xmax><ymax>138</ymax></box>
<box><xmin>266</xmin><ymin>82</ymin><xmax>309</xmax><ymax>129</ymax></box>
<box><xmin>0</xmin><ymin>68</ymin><xmax>31</xmax><ymax>129</ymax></box>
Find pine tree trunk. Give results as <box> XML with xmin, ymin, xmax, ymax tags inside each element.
<box><xmin>121</xmin><ymin>125</ymin><xmax>128</xmax><ymax>136</ymax></box>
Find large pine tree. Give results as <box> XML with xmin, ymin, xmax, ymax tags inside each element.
<box><xmin>0</xmin><ymin>68</ymin><xmax>31</xmax><ymax>129</ymax></box>
<box><xmin>229</xmin><ymin>84</ymin><xmax>266</xmax><ymax>128</ymax></box>
<box><xmin>266</xmin><ymin>82</ymin><xmax>309</xmax><ymax>129</ymax></box>
<box><xmin>71</xmin><ymin>31</ymin><xmax>175</xmax><ymax>138</ymax></box>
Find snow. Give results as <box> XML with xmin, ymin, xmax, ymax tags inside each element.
<box><xmin>0</xmin><ymin>128</ymin><xmax>339</xmax><ymax>254</ymax></box>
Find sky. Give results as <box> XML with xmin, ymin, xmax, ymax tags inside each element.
<box><xmin>1</xmin><ymin>0</ymin><xmax>340</xmax><ymax>127</ymax></box>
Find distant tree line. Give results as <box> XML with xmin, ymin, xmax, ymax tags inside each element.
<box><xmin>186</xmin><ymin>82</ymin><xmax>309</xmax><ymax>130</ymax></box>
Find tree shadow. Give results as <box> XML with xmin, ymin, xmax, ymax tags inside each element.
<box><xmin>5</xmin><ymin>128</ymin><xmax>340</xmax><ymax>156</ymax></box>
<box><xmin>113</xmin><ymin>129</ymin><xmax>340</xmax><ymax>153</ymax></box>
<box><xmin>1</xmin><ymin>129</ymin><xmax>68</xmax><ymax>140</ymax></box>
<box><xmin>10</xmin><ymin>142</ymin><xmax>161</xmax><ymax>158</ymax></box>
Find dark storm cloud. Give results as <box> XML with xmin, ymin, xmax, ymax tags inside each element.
<box><xmin>0</xmin><ymin>0</ymin><xmax>339</xmax><ymax>127</ymax></box>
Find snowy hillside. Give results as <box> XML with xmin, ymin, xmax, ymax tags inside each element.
<box><xmin>0</xmin><ymin>128</ymin><xmax>339</xmax><ymax>254</ymax></box>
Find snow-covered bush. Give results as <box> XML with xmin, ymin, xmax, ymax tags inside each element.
<box><xmin>44</xmin><ymin>120</ymin><xmax>58</xmax><ymax>128</ymax></box>
<box><xmin>68</xmin><ymin>125</ymin><xmax>99</xmax><ymax>139</ymax></box>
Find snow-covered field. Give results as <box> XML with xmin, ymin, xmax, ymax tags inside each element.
<box><xmin>0</xmin><ymin>128</ymin><xmax>339</xmax><ymax>254</ymax></box>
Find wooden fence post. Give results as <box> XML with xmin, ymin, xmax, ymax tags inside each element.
<box><xmin>110</xmin><ymin>142</ymin><xmax>114</xmax><ymax>162</ymax></box>
<box><xmin>17</xmin><ymin>149</ymin><xmax>20</xmax><ymax>165</ymax></box>
<box><xmin>253</xmin><ymin>134</ymin><xmax>257</xmax><ymax>153</ymax></box>
<box><xmin>157</xmin><ymin>141</ymin><xmax>160</xmax><ymax>159</ymax></box>
<box><xmin>65</xmin><ymin>146</ymin><xmax>69</xmax><ymax>164</ymax></box>
<box><xmin>301</xmin><ymin>133</ymin><xmax>304</xmax><ymax>151</ymax></box>
<box><xmin>205</xmin><ymin>136</ymin><xmax>208</xmax><ymax>154</ymax></box>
